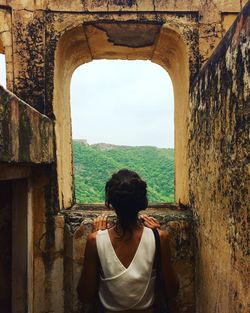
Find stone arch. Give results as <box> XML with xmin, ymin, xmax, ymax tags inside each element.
<box><xmin>53</xmin><ymin>23</ymin><xmax>189</xmax><ymax>209</ymax></box>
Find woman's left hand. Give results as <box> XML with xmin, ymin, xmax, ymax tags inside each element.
<box><xmin>93</xmin><ymin>214</ymin><xmax>109</xmax><ymax>231</ymax></box>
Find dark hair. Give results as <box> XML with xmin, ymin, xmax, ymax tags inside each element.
<box><xmin>105</xmin><ymin>169</ymin><xmax>148</xmax><ymax>235</ymax></box>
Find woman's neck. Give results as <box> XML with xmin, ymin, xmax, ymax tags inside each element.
<box><xmin>113</xmin><ymin>218</ymin><xmax>143</xmax><ymax>238</ymax></box>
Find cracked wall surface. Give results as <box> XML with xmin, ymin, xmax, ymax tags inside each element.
<box><xmin>189</xmin><ymin>2</ymin><xmax>250</xmax><ymax>312</ymax></box>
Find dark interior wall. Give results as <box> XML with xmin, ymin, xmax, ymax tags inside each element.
<box><xmin>0</xmin><ymin>179</ymin><xmax>28</xmax><ymax>313</ymax></box>
<box><xmin>189</xmin><ymin>3</ymin><xmax>250</xmax><ymax>313</ymax></box>
<box><xmin>0</xmin><ymin>181</ymin><xmax>12</xmax><ymax>312</ymax></box>
<box><xmin>12</xmin><ymin>179</ymin><xmax>28</xmax><ymax>313</ymax></box>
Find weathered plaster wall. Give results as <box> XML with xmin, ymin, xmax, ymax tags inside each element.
<box><xmin>0</xmin><ymin>85</ymin><xmax>54</xmax><ymax>163</ymax></box>
<box><xmin>189</xmin><ymin>2</ymin><xmax>250</xmax><ymax>312</ymax></box>
<box><xmin>62</xmin><ymin>206</ymin><xmax>195</xmax><ymax>313</ymax></box>
<box><xmin>50</xmin><ymin>17</ymin><xmax>192</xmax><ymax>209</ymax></box>
<box><xmin>0</xmin><ymin>162</ymin><xmax>63</xmax><ymax>313</ymax></box>
<box><xmin>0</xmin><ymin>81</ymin><xmax>57</xmax><ymax>312</ymax></box>
<box><xmin>33</xmin><ymin>195</ymin><xmax>65</xmax><ymax>313</ymax></box>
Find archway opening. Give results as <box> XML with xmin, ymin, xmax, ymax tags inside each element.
<box><xmin>70</xmin><ymin>60</ymin><xmax>175</xmax><ymax>204</ymax></box>
<box><xmin>53</xmin><ymin>23</ymin><xmax>189</xmax><ymax>209</ymax></box>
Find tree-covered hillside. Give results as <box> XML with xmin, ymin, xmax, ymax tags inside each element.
<box><xmin>73</xmin><ymin>140</ymin><xmax>175</xmax><ymax>203</ymax></box>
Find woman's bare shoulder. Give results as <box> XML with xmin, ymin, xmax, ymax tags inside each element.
<box><xmin>158</xmin><ymin>229</ymin><xmax>170</xmax><ymax>241</ymax></box>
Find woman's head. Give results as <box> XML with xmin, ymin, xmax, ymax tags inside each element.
<box><xmin>105</xmin><ymin>169</ymin><xmax>148</xmax><ymax>228</ymax></box>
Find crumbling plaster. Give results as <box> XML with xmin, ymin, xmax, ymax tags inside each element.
<box><xmin>0</xmin><ymin>85</ymin><xmax>54</xmax><ymax>163</ymax></box>
<box><xmin>189</xmin><ymin>3</ymin><xmax>250</xmax><ymax>312</ymax></box>
<box><xmin>50</xmin><ymin>17</ymin><xmax>192</xmax><ymax>209</ymax></box>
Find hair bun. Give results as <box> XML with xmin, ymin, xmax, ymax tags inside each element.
<box><xmin>130</xmin><ymin>178</ymin><xmax>147</xmax><ymax>190</ymax></box>
<box><xmin>105</xmin><ymin>169</ymin><xmax>148</xmax><ymax>213</ymax></box>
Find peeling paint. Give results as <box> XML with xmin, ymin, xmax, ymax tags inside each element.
<box><xmin>93</xmin><ymin>22</ymin><xmax>161</xmax><ymax>47</ymax></box>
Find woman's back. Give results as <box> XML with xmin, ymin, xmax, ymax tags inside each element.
<box><xmin>77</xmin><ymin>169</ymin><xmax>179</xmax><ymax>313</ymax></box>
<box><xmin>96</xmin><ymin>225</ymin><xmax>156</xmax><ymax>312</ymax></box>
<box><xmin>107</xmin><ymin>225</ymin><xmax>145</xmax><ymax>269</ymax></box>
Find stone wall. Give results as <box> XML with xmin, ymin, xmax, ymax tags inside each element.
<box><xmin>189</xmin><ymin>2</ymin><xmax>250</xmax><ymax>312</ymax></box>
<box><xmin>0</xmin><ymin>85</ymin><xmax>54</xmax><ymax>163</ymax></box>
<box><xmin>62</xmin><ymin>206</ymin><xmax>195</xmax><ymax>313</ymax></box>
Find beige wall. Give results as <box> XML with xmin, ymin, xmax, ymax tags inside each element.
<box><xmin>189</xmin><ymin>3</ymin><xmax>250</xmax><ymax>312</ymax></box>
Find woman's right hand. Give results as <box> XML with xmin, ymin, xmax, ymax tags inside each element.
<box><xmin>140</xmin><ymin>214</ymin><xmax>160</xmax><ymax>229</ymax></box>
<box><xmin>93</xmin><ymin>214</ymin><xmax>109</xmax><ymax>232</ymax></box>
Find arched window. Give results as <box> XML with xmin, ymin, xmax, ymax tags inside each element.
<box><xmin>70</xmin><ymin>60</ymin><xmax>174</xmax><ymax>204</ymax></box>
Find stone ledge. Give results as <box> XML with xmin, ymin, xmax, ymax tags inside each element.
<box><xmin>0</xmin><ymin>85</ymin><xmax>54</xmax><ymax>163</ymax></box>
<box><xmin>61</xmin><ymin>206</ymin><xmax>193</xmax><ymax>234</ymax></box>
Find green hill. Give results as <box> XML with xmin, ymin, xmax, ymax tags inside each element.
<box><xmin>73</xmin><ymin>140</ymin><xmax>175</xmax><ymax>203</ymax></box>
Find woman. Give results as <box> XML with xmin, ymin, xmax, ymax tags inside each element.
<box><xmin>77</xmin><ymin>169</ymin><xmax>179</xmax><ymax>313</ymax></box>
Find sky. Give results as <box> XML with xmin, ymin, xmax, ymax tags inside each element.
<box><xmin>0</xmin><ymin>55</ymin><xmax>174</xmax><ymax>148</ymax></box>
<box><xmin>70</xmin><ymin>60</ymin><xmax>174</xmax><ymax>148</ymax></box>
<box><xmin>0</xmin><ymin>54</ymin><xmax>6</xmax><ymax>87</ymax></box>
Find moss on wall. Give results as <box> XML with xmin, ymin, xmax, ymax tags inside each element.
<box><xmin>0</xmin><ymin>86</ymin><xmax>54</xmax><ymax>163</ymax></box>
<box><xmin>189</xmin><ymin>3</ymin><xmax>250</xmax><ymax>312</ymax></box>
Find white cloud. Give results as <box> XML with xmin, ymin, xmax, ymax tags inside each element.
<box><xmin>70</xmin><ymin>60</ymin><xmax>174</xmax><ymax>148</ymax></box>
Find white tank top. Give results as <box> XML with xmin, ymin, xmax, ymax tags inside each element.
<box><xmin>96</xmin><ymin>226</ymin><xmax>156</xmax><ymax>311</ymax></box>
